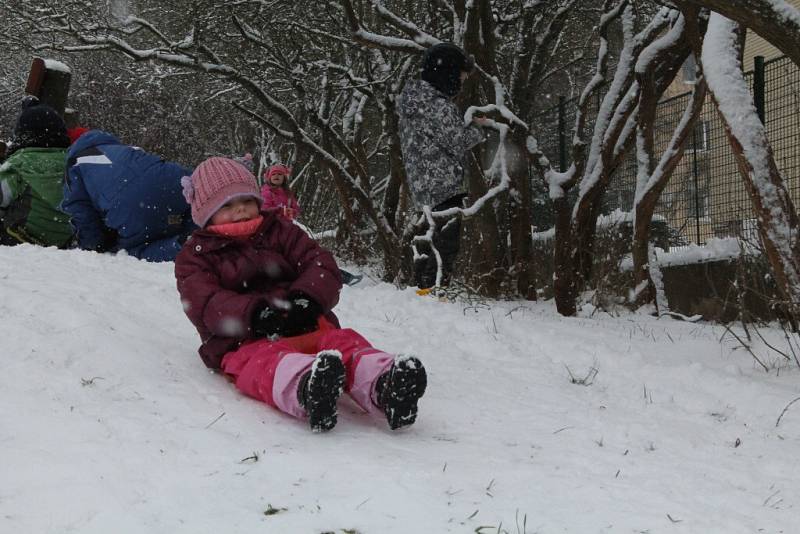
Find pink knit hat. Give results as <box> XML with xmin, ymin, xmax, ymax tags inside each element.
<box><xmin>264</xmin><ymin>164</ymin><xmax>292</xmax><ymax>181</ymax></box>
<box><xmin>182</xmin><ymin>157</ymin><xmax>263</xmax><ymax>227</ymax></box>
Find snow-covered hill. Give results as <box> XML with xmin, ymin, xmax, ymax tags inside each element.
<box><xmin>1</xmin><ymin>244</ymin><xmax>798</xmax><ymax>533</ymax></box>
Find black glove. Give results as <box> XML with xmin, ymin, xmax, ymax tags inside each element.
<box><xmin>282</xmin><ymin>293</ymin><xmax>322</xmax><ymax>337</ymax></box>
<box><xmin>251</xmin><ymin>304</ymin><xmax>286</xmax><ymax>338</ymax></box>
<box><xmin>93</xmin><ymin>226</ymin><xmax>119</xmax><ymax>253</ymax></box>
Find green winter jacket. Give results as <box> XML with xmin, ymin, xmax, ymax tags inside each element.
<box><xmin>0</xmin><ymin>147</ymin><xmax>73</xmax><ymax>247</ymax></box>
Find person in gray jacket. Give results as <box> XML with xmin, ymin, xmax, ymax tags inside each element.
<box><xmin>397</xmin><ymin>42</ymin><xmax>487</xmax><ymax>290</ymax></box>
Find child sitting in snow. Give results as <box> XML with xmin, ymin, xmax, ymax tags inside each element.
<box><xmin>175</xmin><ymin>157</ymin><xmax>426</xmax><ymax>432</ymax></box>
<box><xmin>260</xmin><ymin>163</ymin><xmax>301</xmax><ymax>220</ymax></box>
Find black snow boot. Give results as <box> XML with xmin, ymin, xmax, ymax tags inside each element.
<box><xmin>298</xmin><ymin>351</ymin><xmax>346</xmax><ymax>432</ymax></box>
<box><xmin>376</xmin><ymin>355</ymin><xmax>427</xmax><ymax>430</ymax></box>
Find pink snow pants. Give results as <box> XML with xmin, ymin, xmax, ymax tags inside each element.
<box><xmin>220</xmin><ymin>327</ymin><xmax>394</xmax><ymax>419</ymax></box>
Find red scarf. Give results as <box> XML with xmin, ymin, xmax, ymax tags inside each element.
<box><xmin>207</xmin><ymin>215</ymin><xmax>263</xmax><ymax>239</ymax></box>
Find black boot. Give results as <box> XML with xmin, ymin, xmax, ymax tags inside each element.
<box><xmin>340</xmin><ymin>269</ymin><xmax>363</xmax><ymax>286</ymax></box>
<box><xmin>376</xmin><ymin>355</ymin><xmax>427</xmax><ymax>430</ymax></box>
<box><xmin>298</xmin><ymin>351</ymin><xmax>346</xmax><ymax>432</ymax></box>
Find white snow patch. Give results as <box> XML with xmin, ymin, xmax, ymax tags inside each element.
<box><xmin>621</xmin><ymin>237</ymin><xmax>744</xmax><ymax>270</ymax></box>
<box><xmin>42</xmin><ymin>59</ymin><xmax>71</xmax><ymax>73</ymax></box>
<box><xmin>1</xmin><ymin>244</ymin><xmax>799</xmax><ymax>533</ymax></box>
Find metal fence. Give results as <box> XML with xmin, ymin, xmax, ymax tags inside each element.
<box><xmin>532</xmin><ymin>55</ymin><xmax>800</xmax><ymax>246</ymax></box>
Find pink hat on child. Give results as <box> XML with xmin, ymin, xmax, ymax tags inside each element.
<box><xmin>182</xmin><ymin>157</ymin><xmax>263</xmax><ymax>227</ymax></box>
<box><xmin>264</xmin><ymin>164</ymin><xmax>292</xmax><ymax>181</ymax></box>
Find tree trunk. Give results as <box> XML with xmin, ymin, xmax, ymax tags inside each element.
<box><xmin>632</xmin><ymin>78</ymin><xmax>707</xmax><ymax>308</ymax></box>
<box><xmin>631</xmin><ymin>11</ymin><xmax>707</xmax><ymax>309</ymax></box>
<box><xmin>463</xmin><ymin>149</ymin><xmax>505</xmax><ymax>295</ymax></box>
<box><xmin>701</xmin><ymin>15</ymin><xmax>800</xmax><ymax>321</ymax></box>
<box><xmin>552</xmin><ymin>196</ymin><xmax>578</xmax><ymax>316</ymax></box>
<box><xmin>551</xmin><ymin>7</ymin><xmax>693</xmax><ymax>316</ymax></box>
<box><xmin>508</xmin><ymin>127</ymin><xmax>536</xmax><ymax>299</ymax></box>
<box><xmin>382</xmin><ymin>96</ymin><xmax>406</xmax><ymax>236</ymax></box>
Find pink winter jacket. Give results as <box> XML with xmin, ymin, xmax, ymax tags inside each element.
<box><xmin>260</xmin><ymin>184</ymin><xmax>301</xmax><ymax>220</ymax></box>
<box><xmin>175</xmin><ymin>209</ymin><xmax>342</xmax><ymax>369</ymax></box>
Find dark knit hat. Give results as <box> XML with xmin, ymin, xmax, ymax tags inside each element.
<box><xmin>421</xmin><ymin>43</ymin><xmax>475</xmax><ymax>97</ymax></box>
<box><xmin>10</xmin><ymin>97</ymin><xmax>70</xmax><ymax>152</ymax></box>
<box><xmin>181</xmin><ymin>157</ymin><xmax>263</xmax><ymax>227</ymax></box>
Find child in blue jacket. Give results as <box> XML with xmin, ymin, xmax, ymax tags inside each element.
<box><xmin>63</xmin><ymin>130</ymin><xmax>195</xmax><ymax>262</ymax></box>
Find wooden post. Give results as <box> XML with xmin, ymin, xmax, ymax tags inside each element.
<box><xmin>558</xmin><ymin>96</ymin><xmax>567</xmax><ymax>172</ymax></box>
<box><xmin>24</xmin><ymin>57</ymin><xmax>72</xmax><ymax>116</ymax></box>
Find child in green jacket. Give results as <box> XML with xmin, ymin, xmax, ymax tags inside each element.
<box><xmin>0</xmin><ymin>98</ymin><xmax>73</xmax><ymax>248</ymax></box>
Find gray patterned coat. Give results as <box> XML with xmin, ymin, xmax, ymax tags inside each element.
<box><xmin>397</xmin><ymin>79</ymin><xmax>484</xmax><ymax>209</ymax></box>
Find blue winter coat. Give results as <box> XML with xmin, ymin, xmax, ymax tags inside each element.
<box><xmin>63</xmin><ymin>130</ymin><xmax>196</xmax><ymax>262</ymax></box>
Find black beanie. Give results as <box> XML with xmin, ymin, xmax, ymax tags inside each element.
<box><xmin>421</xmin><ymin>43</ymin><xmax>475</xmax><ymax>97</ymax></box>
<box><xmin>10</xmin><ymin>97</ymin><xmax>70</xmax><ymax>153</ymax></box>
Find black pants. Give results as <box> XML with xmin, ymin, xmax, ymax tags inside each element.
<box><xmin>414</xmin><ymin>195</ymin><xmax>464</xmax><ymax>289</ymax></box>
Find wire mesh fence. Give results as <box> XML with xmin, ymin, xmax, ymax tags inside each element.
<box><xmin>532</xmin><ymin>55</ymin><xmax>800</xmax><ymax>246</ymax></box>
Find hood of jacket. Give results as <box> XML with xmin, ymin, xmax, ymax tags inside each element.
<box><xmin>67</xmin><ymin>130</ymin><xmax>122</xmax><ymax>158</ymax></box>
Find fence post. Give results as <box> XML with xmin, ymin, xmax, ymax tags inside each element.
<box><xmin>691</xmin><ymin>126</ymin><xmax>701</xmax><ymax>244</ymax></box>
<box><xmin>754</xmin><ymin>55</ymin><xmax>766</xmax><ymax>124</ymax></box>
<box><xmin>558</xmin><ymin>96</ymin><xmax>567</xmax><ymax>172</ymax></box>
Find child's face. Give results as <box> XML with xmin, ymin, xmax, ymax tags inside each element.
<box><xmin>210</xmin><ymin>197</ymin><xmax>260</xmax><ymax>226</ymax></box>
<box><xmin>269</xmin><ymin>172</ymin><xmax>288</xmax><ymax>186</ymax></box>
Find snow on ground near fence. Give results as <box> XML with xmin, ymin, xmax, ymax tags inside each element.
<box><xmin>619</xmin><ymin>237</ymin><xmax>746</xmax><ymax>270</ymax></box>
<box><xmin>1</xmin><ymin>244</ymin><xmax>799</xmax><ymax>534</ymax></box>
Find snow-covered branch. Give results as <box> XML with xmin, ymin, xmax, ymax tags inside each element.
<box><xmin>340</xmin><ymin>0</ymin><xmax>430</xmax><ymax>53</ymax></box>
<box><xmin>368</xmin><ymin>0</ymin><xmax>439</xmax><ymax>45</ymax></box>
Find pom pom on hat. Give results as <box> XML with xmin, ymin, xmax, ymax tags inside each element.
<box><xmin>181</xmin><ymin>175</ymin><xmax>195</xmax><ymax>204</ymax></box>
<box><xmin>67</xmin><ymin>126</ymin><xmax>90</xmax><ymax>144</ymax></box>
<box><xmin>185</xmin><ymin>157</ymin><xmax>263</xmax><ymax>227</ymax></box>
<box><xmin>233</xmin><ymin>153</ymin><xmax>254</xmax><ymax>172</ymax></box>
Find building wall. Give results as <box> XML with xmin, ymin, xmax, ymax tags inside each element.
<box><xmin>664</xmin><ymin>0</ymin><xmax>800</xmax><ymax>96</ymax></box>
<box><xmin>743</xmin><ymin>0</ymin><xmax>800</xmax><ymax>71</ymax></box>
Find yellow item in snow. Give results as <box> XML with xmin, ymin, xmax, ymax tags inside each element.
<box><xmin>416</xmin><ymin>288</ymin><xmax>432</xmax><ymax>296</ymax></box>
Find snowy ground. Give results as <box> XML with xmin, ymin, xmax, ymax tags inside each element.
<box><xmin>1</xmin><ymin>244</ymin><xmax>799</xmax><ymax>534</ymax></box>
